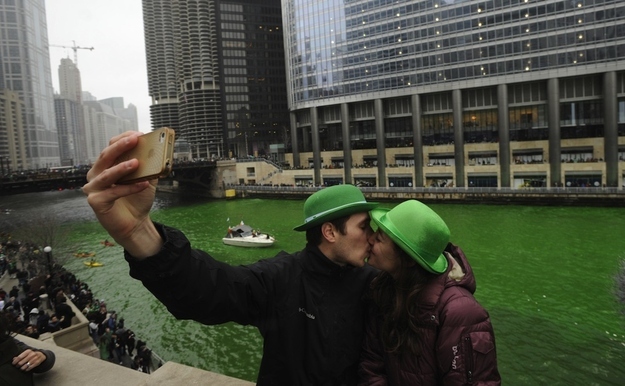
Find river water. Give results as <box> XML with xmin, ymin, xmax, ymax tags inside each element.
<box><xmin>1</xmin><ymin>190</ymin><xmax>625</xmax><ymax>384</ymax></box>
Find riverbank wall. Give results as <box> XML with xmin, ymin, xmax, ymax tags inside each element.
<box><xmin>233</xmin><ymin>185</ymin><xmax>625</xmax><ymax>207</ymax></box>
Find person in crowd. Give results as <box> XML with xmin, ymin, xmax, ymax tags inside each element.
<box><xmin>0</xmin><ymin>254</ymin><xmax>6</xmax><ymax>277</ymax></box>
<box><xmin>54</xmin><ymin>297</ymin><xmax>75</xmax><ymax>329</ymax></box>
<box><xmin>15</xmin><ymin>270</ymin><xmax>28</xmax><ymax>287</ymax></box>
<box><xmin>99</xmin><ymin>326</ymin><xmax>112</xmax><ymax>361</ymax></box>
<box><xmin>28</xmin><ymin>308</ymin><xmax>39</xmax><ymax>327</ymax></box>
<box><xmin>125</xmin><ymin>329</ymin><xmax>136</xmax><ymax>356</ymax></box>
<box><xmin>82</xmin><ymin>131</ymin><xmax>380</xmax><ymax>386</ymax></box>
<box><xmin>23</xmin><ymin>325</ymin><xmax>40</xmax><ymax>340</ymax></box>
<box><xmin>46</xmin><ymin>314</ymin><xmax>62</xmax><ymax>333</ymax></box>
<box><xmin>0</xmin><ymin>310</ymin><xmax>56</xmax><ymax>385</ymax></box>
<box><xmin>109</xmin><ymin>332</ymin><xmax>123</xmax><ymax>364</ymax></box>
<box><xmin>3</xmin><ymin>296</ymin><xmax>21</xmax><ymax>314</ymax></box>
<box><xmin>136</xmin><ymin>342</ymin><xmax>152</xmax><ymax>374</ymax></box>
<box><xmin>8</xmin><ymin>286</ymin><xmax>19</xmax><ymax>299</ymax></box>
<box><xmin>358</xmin><ymin>200</ymin><xmax>500</xmax><ymax>385</ymax></box>
<box><xmin>35</xmin><ymin>309</ymin><xmax>49</xmax><ymax>334</ymax></box>
<box><xmin>106</xmin><ymin>311</ymin><xmax>118</xmax><ymax>331</ymax></box>
<box><xmin>131</xmin><ymin>354</ymin><xmax>146</xmax><ymax>373</ymax></box>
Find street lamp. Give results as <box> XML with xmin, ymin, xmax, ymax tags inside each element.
<box><xmin>43</xmin><ymin>246</ymin><xmax>53</xmax><ymax>274</ymax></box>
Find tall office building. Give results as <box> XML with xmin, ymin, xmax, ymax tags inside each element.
<box><xmin>217</xmin><ymin>0</ymin><xmax>289</xmax><ymax>159</ymax></box>
<box><xmin>142</xmin><ymin>0</ymin><xmax>288</xmax><ymax>160</ymax></box>
<box><xmin>0</xmin><ymin>0</ymin><xmax>59</xmax><ymax>169</ymax></box>
<box><xmin>282</xmin><ymin>0</ymin><xmax>625</xmax><ymax>188</ymax></box>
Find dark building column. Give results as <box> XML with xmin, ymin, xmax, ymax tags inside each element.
<box><xmin>547</xmin><ymin>78</ymin><xmax>561</xmax><ymax>187</ymax></box>
<box><xmin>374</xmin><ymin>99</ymin><xmax>387</xmax><ymax>187</ymax></box>
<box><xmin>452</xmin><ymin>89</ymin><xmax>465</xmax><ymax>187</ymax></box>
<box><xmin>603</xmin><ymin>71</ymin><xmax>618</xmax><ymax>187</ymax></box>
<box><xmin>411</xmin><ymin>94</ymin><xmax>424</xmax><ymax>188</ymax></box>
<box><xmin>497</xmin><ymin>84</ymin><xmax>511</xmax><ymax>187</ymax></box>
<box><xmin>290</xmin><ymin>112</ymin><xmax>299</xmax><ymax>168</ymax></box>
<box><xmin>341</xmin><ymin>103</ymin><xmax>352</xmax><ymax>185</ymax></box>
<box><xmin>311</xmin><ymin>107</ymin><xmax>321</xmax><ymax>185</ymax></box>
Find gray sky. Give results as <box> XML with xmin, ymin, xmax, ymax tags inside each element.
<box><xmin>45</xmin><ymin>0</ymin><xmax>151</xmax><ymax>132</ymax></box>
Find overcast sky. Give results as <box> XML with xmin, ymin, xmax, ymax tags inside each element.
<box><xmin>45</xmin><ymin>0</ymin><xmax>151</xmax><ymax>132</ymax></box>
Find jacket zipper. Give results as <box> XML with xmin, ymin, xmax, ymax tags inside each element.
<box><xmin>464</xmin><ymin>335</ymin><xmax>474</xmax><ymax>385</ymax></box>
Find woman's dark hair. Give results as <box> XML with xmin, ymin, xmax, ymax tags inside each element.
<box><xmin>0</xmin><ymin>310</ymin><xmax>17</xmax><ymax>343</ymax></box>
<box><xmin>305</xmin><ymin>216</ymin><xmax>349</xmax><ymax>245</ymax></box>
<box><xmin>369</xmin><ymin>242</ymin><xmax>437</xmax><ymax>357</ymax></box>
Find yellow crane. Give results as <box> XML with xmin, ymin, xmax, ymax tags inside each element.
<box><xmin>49</xmin><ymin>40</ymin><xmax>94</xmax><ymax>66</ymax></box>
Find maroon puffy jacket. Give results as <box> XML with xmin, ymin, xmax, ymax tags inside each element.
<box><xmin>358</xmin><ymin>243</ymin><xmax>501</xmax><ymax>386</ymax></box>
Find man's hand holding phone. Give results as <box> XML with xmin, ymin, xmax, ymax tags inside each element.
<box><xmin>83</xmin><ymin>130</ymin><xmax>173</xmax><ymax>258</ymax></box>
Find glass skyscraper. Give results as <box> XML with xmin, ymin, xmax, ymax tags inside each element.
<box><xmin>282</xmin><ymin>0</ymin><xmax>625</xmax><ymax>188</ymax></box>
<box><xmin>0</xmin><ymin>0</ymin><xmax>59</xmax><ymax>169</ymax></box>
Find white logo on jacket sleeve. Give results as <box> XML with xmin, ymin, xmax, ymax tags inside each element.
<box><xmin>299</xmin><ymin>307</ymin><xmax>316</xmax><ymax>320</ymax></box>
<box><xmin>451</xmin><ymin>345</ymin><xmax>459</xmax><ymax>369</ymax></box>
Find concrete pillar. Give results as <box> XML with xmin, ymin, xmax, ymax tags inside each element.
<box><xmin>452</xmin><ymin>89</ymin><xmax>465</xmax><ymax>187</ymax></box>
<box><xmin>497</xmin><ymin>84</ymin><xmax>511</xmax><ymax>187</ymax></box>
<box><xmin>290</xmin><ymin>112</ymin><xmax>299</xmax><ymax>168</ymax></box>
<box><xmin>547</xmin><ymin>78</ymin><xmax>561</xmax><ymax>187</ymax></box>
<box><xmin>341</xmin><ymin>103</ymin><xmax>352</xmax><ymax>185</ymax></box>
<box><xmin>411</xmin><ymin>94</ymin><xmax>424</xmax><ymax>188</ymax></box>
<box><xmin>311</xmin><ymin>107</ymin><xmax>321</xmax><ymax>185</ymax></box>
<box><xmin>374</xmin><ymin>99</ymin><xmax>386</xmax><ymax>187</ymax></box>
<box><xmin>603</xmin><ymin>71</ymin><xmax>618</xmax><ymax>187</ymax></box>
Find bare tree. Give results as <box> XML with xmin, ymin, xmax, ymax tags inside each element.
<box><xmin>8</xmin><ymin>211</ymin><xmax>73</xmax><ymax>269</ymax></box>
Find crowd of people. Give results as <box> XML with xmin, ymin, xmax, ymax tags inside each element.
<box><xmin>0</xmin><ymin>234</ymin><xmax>155</xmax><ymax>375</ymax></box>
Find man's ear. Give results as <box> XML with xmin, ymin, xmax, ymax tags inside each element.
<box><xmin>320</xmin><ymin>222</ymin><xmax>337</xmax><ymax>243</ymax></box>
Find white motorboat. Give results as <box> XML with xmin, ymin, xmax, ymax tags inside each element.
<box><xmin>222</xmin><ymin>222</ymin><xmax>275</xmax><ymax>248</ymax></box>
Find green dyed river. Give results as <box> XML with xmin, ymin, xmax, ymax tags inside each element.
<box><xmin>2</xmin><ymin>190</ymin><xmax>625</xmax><ymax>384</ymax></box>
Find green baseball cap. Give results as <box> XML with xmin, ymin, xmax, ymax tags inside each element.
<box><xmin>370</xmin><ymin>200</ymin><xmax>450</xmax><ymax>274</ymax></box>
<box><xmin>293</xmin><ymin>185</ymin><xmax>379</xmax><ymax>231</ymax></box>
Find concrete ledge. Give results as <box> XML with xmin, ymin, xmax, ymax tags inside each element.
<box><xmin>18</xmin><ymin>335</ymin><xmax>255</xmax><ymax>386</ymax></box>
<box><xmin>136</xmin><ymin>362</ymin><xmax>255</xmax><ymax>386</ymax></box>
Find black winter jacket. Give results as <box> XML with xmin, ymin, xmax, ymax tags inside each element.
<box><xmin>0</xmin><ymin>337</ymin><xmax>56</xmax><ymax>386</ymax></box>
<box><xmin>126</xmin><ymin>223</ymin><xmax>378</xmax><ymax>386</ymax></box>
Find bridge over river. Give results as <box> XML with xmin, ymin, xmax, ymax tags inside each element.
<box><xmin>0</xmin><ymin>161</ymin><xmax>217</xmax><ymax>196</ymax></box>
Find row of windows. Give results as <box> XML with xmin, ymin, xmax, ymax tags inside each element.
<box><xmin>290</xmin><ymin>48</ymin><xmax>625</xmax><ymax>102</ymax></box>
<box><xmin>338</xmin><ymin>25</ymin><xmax>623</xmax><ymax>65</ymax></box>
<box><xmin>317</xmin><ymin>87</ymin><xmax>559</xmax><ymax>122</ymax></box>
<box><xmin>343</xmin><ymin>6</ymin><xmax>625</xmax><ymax>43</ymax></box>
<box><xmin>333</xmin><ymin>41</ymin><xmax>623</xmax><ymax>81</ymax></box>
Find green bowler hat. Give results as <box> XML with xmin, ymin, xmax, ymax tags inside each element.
<box><xmin>293</xmin><ymin>185</ymin><xmax>379</xmax><ymax>231</ymax></box>
<box><xmin>370</xmin><ymin>200</ymin><xmax>450</xmax><ymax>274</ymax></box>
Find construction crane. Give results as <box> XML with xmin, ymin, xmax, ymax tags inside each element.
<box><xmin>49</xmin><ymin>40</ymin><xmax>94</xmax><ymax>66</ymax></box>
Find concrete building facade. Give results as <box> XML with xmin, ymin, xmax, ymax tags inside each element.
<box><xmin>281</xmin><ymin>0</ymin><xmax>625</xmax><ymax>188</ymax></box>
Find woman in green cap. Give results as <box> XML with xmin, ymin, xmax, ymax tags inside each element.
<box><xmin>359</xmin><ymin>200</ymin><xmax>500</xmax><ymax>385</ymax></box>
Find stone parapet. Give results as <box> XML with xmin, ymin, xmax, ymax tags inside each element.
<box><xmin>18</xmin><ymin>334</ymin><xmax>255</xmax><ymax>386</ymax></box>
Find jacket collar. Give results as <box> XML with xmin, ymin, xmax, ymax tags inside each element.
<box><xmin>302</xmin><ymin>243</ymin><xmax>354</xmax><ymax>278</ymax></box>
<box><xmin>415</xmin><ymin>243</ymin><xmax>476</xmax><ymax>311</ymax></box>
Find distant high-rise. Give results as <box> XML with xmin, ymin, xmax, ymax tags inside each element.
<box><xmin>55</xmin><ymin>58</ymin><xmax>88</xmax><ymax>165</ymax></box>
<box><xmin>142</xmin><ymin>0</ymin><xmax>288</xmax><ymax>159</ymax></box>
<box><xmin>0</xmin><ymin>0</ymin><xmax>59</xmax><ymax>169</ymax></box>
<box><xmin>58</xmin><ymin>58</ymin><xmax>83</xmax><ymax>104</ymax></box>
